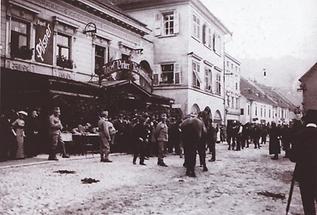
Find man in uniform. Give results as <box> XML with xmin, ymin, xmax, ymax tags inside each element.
<box><xmin>98</xmin><ymin>110</ymin><xmax>114</xmax><ymax>162</ymax></box>
<box><xmin>154</xmin><ymin>113</ymin><xmax>168</xmax><ymax>167</ymax></box>
<box><xmin>48</xmin><ymin>107</ymin><xmax>69</xmax><ymax>161</ymax></box>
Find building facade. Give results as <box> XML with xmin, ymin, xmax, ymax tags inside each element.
<box><xmin>224</xmin><ymin>53</ymin><xmax>240</xmax><ymax>124</ymax></box>
<box><xmin>116</xmin><ymin>0</ymin><xmax>231</xmax><ymax>124</ymax></box>
<box><xmin>240</xmin><ymin>77</ymin><xmax>296</xmax><ymax>125</ymax></box>
<box><xmin>0</xmin><ymin>0</ymin><xmax>158</xmax><ymax>122</ymax></box>
<box><xmin>299</xmin><ymin>62</ymin><xmax>317</xmax><ymax>111</ymax></box>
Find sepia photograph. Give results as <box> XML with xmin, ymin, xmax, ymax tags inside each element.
<box><xmin>0</xmin><ymin>0</ymin><xmax>316</xmax><ymax>214</ymax></box>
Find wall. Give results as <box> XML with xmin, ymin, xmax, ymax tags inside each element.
<box><xmin>303</xmin><ymin>71</ymin><xmax>317</xmax><ymax>111</ymax></box>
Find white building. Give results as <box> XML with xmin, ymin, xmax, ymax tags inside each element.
<box><xmin>116</xmin><ymin>0</ymin><xmax>231</xmax><ymax>123</ymax></box>
<box><xmin>224</xmin><ymin>53</ymin><xmax>241</xmax><ymax>124</ymax></box>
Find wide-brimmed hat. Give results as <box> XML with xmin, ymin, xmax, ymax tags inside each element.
<box><xmin>17</xmin><ymin>111</ymin><xmax>28</xmax><ymax>116</ymax></box>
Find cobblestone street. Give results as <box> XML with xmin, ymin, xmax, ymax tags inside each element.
<box><xmin>0</xmin><ymin>143</ymin><xmax>305</xmax><ymax>215</ymax></box>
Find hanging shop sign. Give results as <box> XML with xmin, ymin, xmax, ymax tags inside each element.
<box><xmin>35</xmin><ymin>19</ymin><xmax>54</xmax><ymax>65</ymax></box>
<box><xmin>102</xmin><ymin>59</ymin><xmax>152</xmax><ymax>86</ymax></box>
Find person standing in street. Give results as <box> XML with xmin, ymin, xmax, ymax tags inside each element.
<box><xmin>290</xmin><ymin>110</ymin><xmax>317</xmax><ymax>215</ymax></box>
<box><xmin>26</xmin><ymin>110</ymin><xmax>41</xmax><ymax>157</ymax></box>
<box><xmin>12</xmin><ymin>111</ymin><xmax>27</xmax><ymax>159</ymax></box>
<box><xmin>98</xmin><ymin>110</ymin><xmax>114</xmax><ymax>162</ymax></box>
<box><xmin>154</xmin><ymin>113</ymin><xmax>168</xmax><ymax>167</ymax></box>
<box><xmin>48</xmin><ymin>107</ymin><xmax>69</xmax><ymax>161</ymax></box>
<box><xmin>269</xmin><ymin>122</ymin><xmax>281</xmax><ymax>160</ymax></box>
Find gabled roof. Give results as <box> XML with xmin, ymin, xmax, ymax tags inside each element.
<box><xmin>240</xmin><ymin>77</ymin><xmax>276</xmax><ymax>106</ymax></box>
<box><xmin>299</xmin><ymin>62</ymin><xmax>317</xmax><ymax>82</ymax></box>
<box><xmin>252</xmin><ymin>82</ymin><xmax>297</xmax><ymax>110</ymax></box>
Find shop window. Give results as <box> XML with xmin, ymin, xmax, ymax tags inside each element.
<box><xmin>10</xmin><ymin>19</ymin><xmax>33</xmax><ymax>60</ymax></box>
<box><xmin>163</xmin><ymin>12</ymin><xmax>174</xmax><ymax>35</ymax></box>
<box><xmin>204</xmin><ymin>67</ymin><xmax>212</xmax><ymax>92</ymax></box>
<box><xmin>215</xmin><ymin>72</ymin><xmax>221</xmax><ymax>95</ymax></box>
<box><xmin>161</xmin><ymin>64</ymin><xmax>174</xmax><ymax>84</ymax></box>
<box><xmin>192</xmin><ymin>14</ymin><xmax>200</xmax><ymax>40</ymax></box>
<box><xmin>192</xmin><ymin>61</ymin><xmax>201</xmax><ymax>88</ymax></box>
<box><xmin>95</xmin><ymin>45</ymin><xmax>105</xmax><ymax>75</ymax></box>
<box><xmin>56</xmin><ymin>33</ymin><xmax>73</xmax><ymax>69</ymax></box>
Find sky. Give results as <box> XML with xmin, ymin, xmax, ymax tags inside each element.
<box><xmin>200</xmin><ymin>0</ymin><xmax>317</xmax><ymax>61</ymax></box>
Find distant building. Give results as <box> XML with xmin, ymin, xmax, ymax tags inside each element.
<box><xmin>224</xmin><ymin>53</ymin><xmax>241</xmax><ymax>124</ymax></box>
<box><xmin>299</xmin><ymin>62</ymin><xmax>317</xmax><ymax>111</ymax></box>
<box><xmin>240</xmin><ymin>77</ymin><xmax>276</xmax><ymax>125</ymax></box>
<box><xmin>240</xmin><ymin>77</ymin><xmax>297</xmax><ymax>125</ymax></box>
<box><xmin>116</xmin><ymin>0</ymin><xmax>231</xmax><ymax>124</ymax></box>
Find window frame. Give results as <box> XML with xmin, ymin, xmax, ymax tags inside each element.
<box><xmin>215</xmin><ymin>72</ymin><xmax>221</xmax><ymax>95</ymax></box>
<box><xmin>160</xmin><ymin>63</ymin><xmax>175</xmax><ymax>84</ymax></box>
<box><xmin>162</xmin><ymin>11</ymin><xmax>175</xmax><ymax>36</ymax></box>
<box><xmin>56</xmin><ymin>33</ymin><xmax>72</xmax><ymax>69</ymax></box>
<box><xmin>10</xmin><ymin>18</ymin><xmax>32</xmax><ymax>59</ymax></box>
<box><xmin>192</xmin><ymin>14</ymin><xmax>200</xmax><ymax>40</ymax></box>
<box><xmin>192</xmin><ymin>60</ymin><xmax>201</xmax><ymax>88</ymax></box>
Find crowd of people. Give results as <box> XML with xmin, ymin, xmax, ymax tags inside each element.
<box><xmin>0</xmin><ymin>106</ymin><xmax>316</xmax><ymax>214</ymax></box>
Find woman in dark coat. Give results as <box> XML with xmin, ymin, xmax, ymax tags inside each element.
<box><xmin>269</xmin><ymin>122</ymin><xmax>281</xmax><ymax>160</ymax></box>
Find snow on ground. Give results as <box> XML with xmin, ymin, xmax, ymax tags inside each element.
<box><xmin>0</xmin><ymin>143</ymin><xmax>307</xmax><ymax>215</ymax></box>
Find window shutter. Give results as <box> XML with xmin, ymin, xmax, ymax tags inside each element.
<box><xmin>153</xmin><ymin>64</ymin><xmax>161</xmax><ymax>85</ymax></box>
<box><xmin>154</xmin><ymin>13</ymin><xmax>162</xmax><ymax>36</ymax></box>
<box><xmin>174</xmin><ymin>63</ymin><xmax>181</xmax><ymax>84</ymax></box>
<box><xmin>174</xmin><ymin>11</ymin><xmax>180</xmax><ymax>34</ymax></box>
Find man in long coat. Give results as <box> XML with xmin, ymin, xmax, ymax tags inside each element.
<box><xmin>290</xmin><ymin>110</ymin><xmax>317</xmax><ymax>215</ymax></box>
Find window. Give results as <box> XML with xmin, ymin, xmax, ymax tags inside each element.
<box><xmin>255</xmin><ymin>105</ymin><xmax>258</xmax><ymax>116</ymax></box>
<box><xmin>202</xmin><ymin>24</ymin><xmax>207</xmax><ymax>44</ymax></box>
<box><xmin>260</xmin><ymin>106</ymin><xmax>263</xmax><ymax>117</ymax></box>
<box><xmin>235</xmin><ymin>82</ymin><xmax>238</xmax><ymax>90</ymax></box>
<box><xmin>204</xmin><ymin>67</ymin><xmax>212</xmax><ymax>92</ymax></box>
<box><xmin>192</xmin><ymin>60</ymin><xmax>201</xmax><ymax>88</ymax></box>
<box><xmin>163</xmin><ymin>12</ymin><xmax>174</xmax><ymax>35</ymax></box>
<box><xmin>215</xmin><ymin>73</ymin><xmax>221</xmax><ymax>95</ymax></box>
<box><xmin>241</xmin><ymin>108</ymin><xmax>244</xmax><ymax>115</ymax></box>
<box><xmin>10</xmin><ymin>19</ymin><xmax>32</xmax><ymax>59</ymax></box>
<box><xmin>95</xmin><ymin>45</ymin><xmax>105</xmax><ymax>75</ymax></box>
<box><xmin>56</xmin><ymin>33</ymin><xmax>72</xmax><ymax>69</ymax></box>
<box><xmin>227</xmin><ymin>95</ymin><xmax>230</xmax><ymax>106</ymax></box>
<box><xmin>269</xmin><ymin>109</ymin><xmax>271</xmax><ymax>118</ymax></box>
<box><xmin>236</xmin><ymin>98</ymin><xmax>239</xmax><ymax>109</ymax></box>
<box><xmin>226</xmin><ymin>61</ymin><xmax>229</xmax><ymax>67</ymax></box>
<box><xmin>192</xmin><ymin>14</ymin><xmax>200</xmax><ymax>39</ymax></box>
<box><xmin>208</xmin><ymin>28</ymin><xmax>212</xmax><ymax>48</ymax></box>
<box><xmin>213</xmin><ymin>33</ymin><xmax>222</xmax><ymax>55</ymax></box>
<box><xmin>247</xmin><ymin>104</ymin><xmax>250</xmax><ymax>115</ymax></box>
<box><xmin>231</xmin><ymin>96</ymin><xmax>234</xmax><ymax>108</ymax></box>
<box><xmin>161</xmin><ymin>64</ymin><xmax>174</xmax><ymax>84</ymax></box>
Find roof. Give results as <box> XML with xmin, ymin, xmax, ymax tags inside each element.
<box><xmin>112</xmin><ymin>0</ymin><xmax>231</xmax><ymax>34</ymax></box>
<box><xmin>253</xmin><ymin>83</ymin><xmax>296</xmax><ymax>110</ymax></box>
<box><xmin>299</xmin><ymin>62</ymin><xmax>317</xmax><ymax>82</ymax></box>
<box><xmin>240</xmin><ymin>77</ymin><xmax>276</xmax><ymax>106</ymax></box>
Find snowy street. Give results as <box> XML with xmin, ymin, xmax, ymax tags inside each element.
<box><xmin>0</xmin><ymin>143</ymin><xmax>305</xmax><ymax>215</ymax></box>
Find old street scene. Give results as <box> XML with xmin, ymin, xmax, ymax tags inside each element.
<box><xmin>0</xmin><ymin>0</ymin><xmax>316</xmax><ymax>215</ymax></box>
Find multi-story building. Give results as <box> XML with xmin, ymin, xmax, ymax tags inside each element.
<box><xmin>224</xmin><ymin>53</ymin><xmax>240</xmax><ymax>124</ymax></box>
<box><xmin>299</xmin><ymin>62</ymin><xmax>317</xmax><ymax>111</ymax></box>
<box><xmin>116</xmin><ymin>0</ymin><xmax>231</xmax><ymax>124</ymax></box>
<box><xmin>0</xmin><ymin>0</ymin><xmax>164</xmax><ymax>123</ymax></box>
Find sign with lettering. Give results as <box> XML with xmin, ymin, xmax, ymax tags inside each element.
<box><xmin>35</xmin><ymin>19</ymin><xmax>54</xmax><ymax>64</ymax></box>
<box><xmin>52</xmin><ymin>70</ymin><xmax>74</xmax><ymax>80</ymax></box>
<box><xmin>5</xmin><ymin>60</ymin><xmax>33</xmax><ymax>72</ymax></box>
<box><xmin>103</xmin><ymin>59</ymin><xmax>152</xmax><ymax>86</ymax></box>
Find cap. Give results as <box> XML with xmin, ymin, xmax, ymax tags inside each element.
<box><xmin>17</xmin><ymin>111</ymin><xmax>28</xmax><ymax>116</ymax></box>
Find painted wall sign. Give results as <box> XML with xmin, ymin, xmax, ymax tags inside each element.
<box><xmin>103</xmin><ymin>59</ymin><xmax>152</xmax><ymax>86</ymax></box>
<box><xmin>35</xmin><ymin>19</ymin><xmax>54</xmax><ymax>64</ymax></box>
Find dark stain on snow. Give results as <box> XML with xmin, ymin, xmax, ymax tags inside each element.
<box><xmin>257</xmin><ymin>191</ymin><xmax>286</xmax><ymax>200</ymax></box>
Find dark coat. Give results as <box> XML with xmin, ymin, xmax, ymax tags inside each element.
<box><xmin>269</xmin><ymin>126</ymin><xmax>281</xmax><ymax>154</ymax></box>
<box><xmin>290</xmin><ymin>125</ymin><xmax>317</xmax><ymax>182</ymax></box>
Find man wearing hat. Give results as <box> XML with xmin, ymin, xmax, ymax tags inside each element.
<box><xmin>98</xmin><ymin>110</ymin><xmax>114</xmax><ymax>162</ymax></box>
<box><xmin>48</xmin><ymin>107</ymin><xmax>69</xmax><ymax>160</ymax></box>
<box><xmin>290</xmin><ymin>109</ymin><xmax>317</xmax><ymax>215</ymax></box>
<box><xmin>154</xmin><ymin>113</ymin><xmax>168</xmax><ymax>167</ymax></box>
